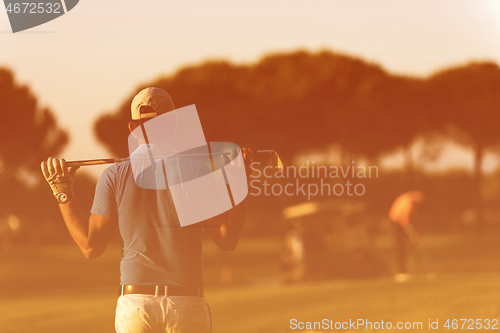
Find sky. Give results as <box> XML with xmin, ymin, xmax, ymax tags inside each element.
<box><xmin>1</xmin><ymin>0</ymin><xmax>500</xmax><ymax>178</ymax></box>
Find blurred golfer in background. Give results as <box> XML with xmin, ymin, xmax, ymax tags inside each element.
<box><xmin>41</xmin><ymin>87</ymin><xmax>254</xmax><ymax>333</ymax></box>
<box><xmin>389</xmin><ymin>191</ymin><xmax>424</xmax><ymax>282</ymax></box>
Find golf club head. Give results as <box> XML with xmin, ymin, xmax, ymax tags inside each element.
<box><xmin>255</xmin><ymin>150</ymin><xmax>284</xmax><ymax>171</ymax></box>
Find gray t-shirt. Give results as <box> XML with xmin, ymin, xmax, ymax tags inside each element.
<box><xmin>91</xmin><ymin>152</ymin><xmax>208</xmax><ymax>287</ymax></box>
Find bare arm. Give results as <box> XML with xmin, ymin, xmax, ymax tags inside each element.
<box><xmin>58</xmin><ymin>194</ymin><xmax>117</xmax><ymax>259</ymax></box>
<box><xmin>202</xmin><ymin>200</ymin><xmax>246</xmax><ymax>251</ymax></box>
<box><xmin>42</xmin><ymin>157</ymin><xmax>116</xmax><ymax>259</ymax></box>
<box><xmin>401</xmin><ymin>211</ymin><xmax>419</xmax><ymax>246</ymax></box>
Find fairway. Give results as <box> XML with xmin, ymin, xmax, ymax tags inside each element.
<box><xmin>1</xmin><ymin>233</ymin><xmax>500</xmax><ymax>332</ymax></box>
<box><xmin>1</xmin><ymin>273</ymin><xmax>500</xmax><ymax>332</ymax></box>
<box><xmin>208</xmin><ymin>273</ymin><xmax>500</xmax><ymax>333</ymax></box>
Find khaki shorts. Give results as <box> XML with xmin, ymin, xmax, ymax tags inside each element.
<box><xmin>115</xmin><ymin>294</ymin><xmax>212</xmax><ymax>333</ymax></box>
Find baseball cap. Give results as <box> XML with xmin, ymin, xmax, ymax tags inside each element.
<box><xmin>131</xmin><ymin>87</ymin><xmax>176</xmax><ymax>120</ymax></box>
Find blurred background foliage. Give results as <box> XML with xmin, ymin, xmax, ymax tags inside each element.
<box><xmin>2</xmin><ymin>50</ymin><xmax>500</xmax><ymax>246</ymax></box>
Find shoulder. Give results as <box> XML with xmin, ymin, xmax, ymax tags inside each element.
<box><xmin>192</xmin><ymin>158</ymin><xmax>211</xmax><ymax>172</ymax></box>
<box><xmin>99</xmin><ymin>164</ymin><xmax>117</xmax><ymax>180</ymax></box>
<box><xmin>168</xmin><ymin>157</ymin><xmax>212</xmax><ymax>175</ymax></box>
<box><xmin>97</xmin><ymin>162</ymin><xmax>130</xmax><ymax>185</ymax></box>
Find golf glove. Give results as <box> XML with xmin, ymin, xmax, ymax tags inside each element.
<box><xmin>41</xmin><ymin>157</ymin><xmax>79</xmax><ymax>197</ymax></box>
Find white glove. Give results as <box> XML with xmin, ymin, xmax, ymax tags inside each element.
<box><xmin>41</xmin><ymin>157</ymin><xmax>79</xmax><ymax>198</ymax></box>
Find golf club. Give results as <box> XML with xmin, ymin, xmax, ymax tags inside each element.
<box><xmin>66</xmin><ymin>150</ymin><xmax>284</xmax><ymax>170</ymax></box>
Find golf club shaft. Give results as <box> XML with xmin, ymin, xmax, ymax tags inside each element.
<box><xmin>66</xmin><ymin>150</ymin><xmax>279</xmax><ymax>167</ymax></box>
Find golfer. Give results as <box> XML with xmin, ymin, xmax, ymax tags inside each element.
<box><xmin>41</xmin><ymin>87</ymin><xmax>253</xmax><ymax>332</ymax></box>
<box><xmin>389</xmin><ymin>190</ymin><xmax>424</xmax><ymax>282</ymax></box>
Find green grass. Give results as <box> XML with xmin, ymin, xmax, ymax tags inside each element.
<box><xmin>208</xmin><ymin>273</ymin><xmax>500</xmax><ymax>333</ymax></box>
<box><xmin>1</xmin><ymin>233</ymin><xmax>500</xmax><ymax>332</ymax></box>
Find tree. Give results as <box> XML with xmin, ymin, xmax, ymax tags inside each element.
<box><xmin>94</xmin><ymin>50</ymin><xmax>418</xmax><ymax>161</ymax></box>
<box><xmin>95</xmin><ymin>50</ymin><xmax>480</xmax><ymax>234</ymax></box>
<box><xmin>426</xmin><ymin>62</ymin><xmax>500</xmax><ymax>229</ymax></box>
<box><xmin>0</xmin><ymin>68</ymin><xmax>69</xmax><ymax>244</ymax></box>
<box><xmin>0</xmin><ymin>68</ymin><xmax>68</xmax><ymax>171</ymax></box>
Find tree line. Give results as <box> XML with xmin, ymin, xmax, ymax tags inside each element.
<box><xmin>96</xmin><ymin>50</ymin><xmax>500</xmax><ymax>229</ymax></box>
<box><xmin>1</xmin><ymin>50</ymin><xmax>500</xmax><ymax>245</ymax></box>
